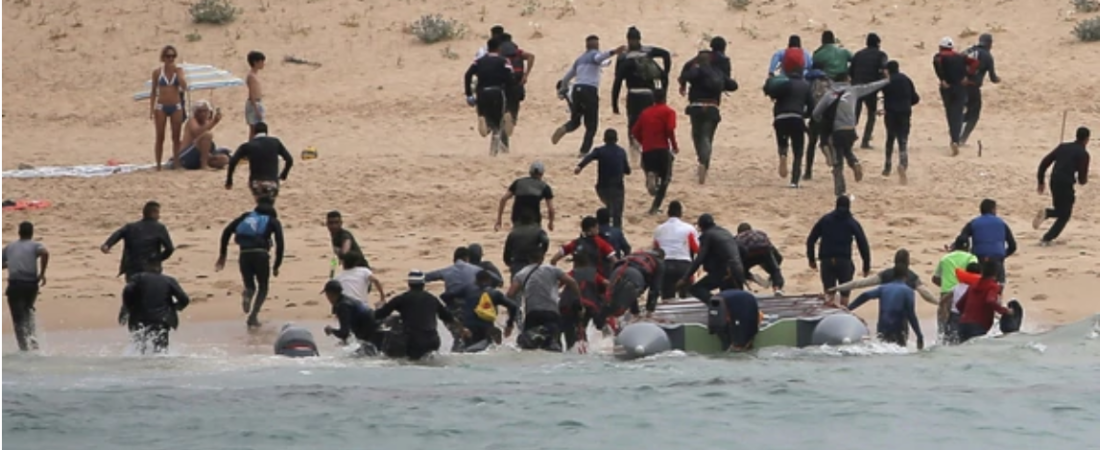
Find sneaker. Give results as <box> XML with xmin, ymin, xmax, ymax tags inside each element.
<box><xmin>882</xmin><ymin>166</ymin><xmax>892</xmax><ymax>177</ymax></box>
<box><xmin>897</xmin><ymin>165</ymin><xmax>908</xmax><ymax>185</ymax></box>
<box><xmin>788</xmin><ymin>182</ymin><xmax>800</xmax><ymax>189</ymax></box>
<box><xmin>647</xmin><ymin>208</ymin><xmax>662</xmax><ymax>216</ymax></box>
<box><xmin>697</xmin><ymin>164</ymin><xmax>708</xmax><ymax>185</ymax></box>
<box><xmin>645</xmin><ymin>172</ymin><xmax>658</xmax><ymax>196</ymax></box>
<box><xmin>551</xmin><ymin>125</ymin><xmax>568</xmax><ymax>145</ymax></box>
<box><xmin>502</xmin><ymin>113</ymin><xmax>516</xmax><ymax>137</ymax></box>
<box><xmin>778</xmin><ymin>155</ymin><xmax>788</xmax><ymax>178</ymax></box>
<box><xmin>1039</xmin><ymin>240</ymin><xmax>1053</xmax><ymax>247</ymax></box>
<box><xmin>950</xmin><ymin>142</ymin><xmax>960</xmax><ymax>156</ymax></box>
<box><xmin>774</xmin><ymin>290</ymin><xmax>784</xmax><ymax>296</ymax></box>
<box><xmin>853</xmin><ymin>163</ymin><xmax>864</xmax><ymax>182</ymax></box>
<box><xmin>1032</xmin><ymin>208</ymin><xmax>1046</xmax><ymax>230</ymax></box>
<box><xmin>477</xmin><ymin>116</ymin><xmax>489</xmax><ymax>137</ymax></box>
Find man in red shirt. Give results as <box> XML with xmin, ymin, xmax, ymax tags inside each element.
<box><xmin>954</xmin><ymin>259</ymin><xmax>1013</xmax><ymax>343</ymax></box>
<box><xmin>631</xmin><ymin>90</ymin><xmax>679</xmax><ymax>215</ymax></box>
<box><xmin>550</xmin><ymin>216</ymin><xmax>618</xmax><ymax>278</ymax></box>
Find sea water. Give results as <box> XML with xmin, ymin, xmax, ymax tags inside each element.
<box><xmin>3</xmin><ymin>316</ymin><xmax>1099</xmax><ymax>450</ymax></box>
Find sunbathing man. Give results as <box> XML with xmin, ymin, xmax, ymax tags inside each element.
<box><xmin>176</xmin><ymin>100</ymin><xmax>230</xmax><ymax>170</ymax></box>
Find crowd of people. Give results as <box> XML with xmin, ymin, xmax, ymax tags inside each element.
<box><xmin>1</xmin><ymin>25</ymin><xmax>1092</xmax><ymax>359</ymax></box>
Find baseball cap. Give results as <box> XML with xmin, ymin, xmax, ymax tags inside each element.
<box><xmin>529</xmin><ymin>161</ymin><xmax>545</xmax><ymax>175</ymax></box>
<box><xmin>939</xmin><ymin>36</ymin><xmax>954</xmax><ymax>49</ymax></box>
<box><xmin>408</xmin><ymin>270</ymin><xmax>426</xmax><ymax>284</ymax></box>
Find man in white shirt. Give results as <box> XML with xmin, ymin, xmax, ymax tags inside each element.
<box><xmin>333</xmin><ymin>252</ymin><xmax>385</xmax><ymax>307</ymax></box>
<box><xmin>652</xmin><ymin>201</ymin><xmax>698</xmax><ymax>300</ymax></box>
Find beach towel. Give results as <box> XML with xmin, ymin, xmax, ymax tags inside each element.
<box><xmin>2</xmin><ymin>164</ymin><xmax>156</xmax><ymax>179</ymax></box>
<box><xmin>2</xmin><ymin>200</ymin><xmax>53</xmax><ymax>212</ymax></box>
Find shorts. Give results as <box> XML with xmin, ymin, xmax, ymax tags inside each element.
<box><xmin>819</xmin><ymin>257</ymin><xmax>855</xmax><ymax>296</ymax></box>
<box><xmin>245</xmin><ymin>100</ymin><xmax>265</xmax><ymax>125</ymax></box>
<box><xmin>178</xmin><ymin>146</ymin><xmax>230</xmax><ymax>170</ymax></box>
<box><xmin>641</xmin><ymin>149</ymin><xmax>673</xmax><ymax>176</ymax></box>
<box><xmin>249</xmin><ymin>179</ymin><xmax>280</xmax><ymax>199</ymax></box>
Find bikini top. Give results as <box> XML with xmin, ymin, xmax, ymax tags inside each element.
<box><xmin>158</xmin><ymin>67</ymin><xmax>180</xmax><ymax>87</ymax></box>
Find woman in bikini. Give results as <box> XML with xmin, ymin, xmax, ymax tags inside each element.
<box><xmin>149</xmin><ymin>45</ymin><xmax>189</xmax><ymax>171</ymax></box>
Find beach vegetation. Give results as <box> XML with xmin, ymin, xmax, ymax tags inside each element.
<box><xmin>409</xmin><ymin>14</ymin><xmax>466</xmax><ymax>44</ymax></box>
<box><xmin>1074</xmin><ymin>16</ymin><xmax>1100</xmax><ymax>41</ymax></box>
<box><xmin>1073</xmin><ymin>0</ymin><xmax>1100</xmax><ymax>13</ymax></box>
<box><xmin>727</xmin><ymin>0</ymin><xmax>751</xmax><ymax>10</ymax></box>
<box><xmin>190</xmin><ymin>0</ymin><xmax>240</xmax><ymax>25</ymax></box>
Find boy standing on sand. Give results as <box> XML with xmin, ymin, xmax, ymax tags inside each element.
<box><xmin>246</xmin><ymin>51</ymin><xmax>266</xmax><ymax>140</ymax></box>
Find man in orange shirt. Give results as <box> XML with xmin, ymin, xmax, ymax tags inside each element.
<box><xmin>631</xmin><ymin>90</ymin><xmax>679</xmax><ymax>215</ymax></box>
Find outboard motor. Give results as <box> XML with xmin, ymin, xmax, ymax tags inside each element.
<box><xmin>707</xmin><ymin>296</ymin><xmax>733</xmax><ymax>350</ymax></box>
<box><xmin>274</xmin><ymin>323</ymin><xmax>320</xmax><ymax>358</ymax></box>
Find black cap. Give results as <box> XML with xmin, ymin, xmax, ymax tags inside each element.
<box><xmin>835</xmin><ymin>195</ymin><xmax>851</xmax><ymax>210</ymax></box>
<box><xmin>322</xmin><ymin>280</ymin><xmax>343</xmax><ymax>294</ymax></box>
<box><xmin>627</xmin><ymin>26</ymin><xmax>641</xmax><ymax>40</ymax></box>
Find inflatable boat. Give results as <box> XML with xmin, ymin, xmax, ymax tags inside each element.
<box><xmin>614</xmin><ymin>294</ymin><xmax>869</xmax><ymax>359</ymax></box>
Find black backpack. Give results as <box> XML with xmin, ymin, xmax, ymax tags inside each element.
<box><xmin>816</xmin><ymin>91</ymin><xmax>844</xmax><ymax>136</ymax></box>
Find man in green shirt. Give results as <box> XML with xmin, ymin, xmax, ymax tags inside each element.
<box><xmin>812</xmin><ymin>30</ymin><xmax>853</xmax><ymax>81</ymax></box>
<box><xmin>932</xmin><ymin>237</ymin><xmax>978</xmax><ymax>323</ymax></box>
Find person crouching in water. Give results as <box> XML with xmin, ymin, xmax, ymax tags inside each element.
<box><xmin>122</xmin><ymin>261</ymin><xmax>191</xmax><ymax>355</ymax></box>
<box><xmin>603</xmin><ymin>249</ymin><xmax>666</xmax><ymax>332</ymax></box>
<box><xmin>710</xmin><ymin>289</ymin><xmax>761</xmax><ymax>352</ymax></box>
<box><xmin>322</xmin><ymin>280</ymin><xmax>383</xmax><ymax>356</ymax></box>
<box><xmin>846</xmin><ymin>280</ymin><xmax>925</xmax><ymax>349</ymax></box>
<box><xmin>215</xmin><ymin>196</ymin><xmax>285</xmax><ymax>328</ymax></box>
<box><xmin>374</xmin><ymin>271</ymin><xmax>470</xmax><ymax>360</ymax></box>
<box><xmin>508</xmin><ymin>250</ymin><xmax>582</xmax><ymax>352</ymax></box>
<box><xmin>559</xmin><ymin>251</ymin><xmax>610</xmax><ymax>352</ymax></box>
<box><xmin>460</xmin><ymin>270</ymin><xmax>520</xmax><ymax>352</ymax></box>
<box><xmin>954</xmin><ymin>259</ymin><xmax>1014</xmax><ymax>343</ymax></box>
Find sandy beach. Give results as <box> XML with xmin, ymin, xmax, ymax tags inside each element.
<box><xmin>3</xmin><ymin>0</ymin><xmax>1098</xmax><ymax>340</ymax></box>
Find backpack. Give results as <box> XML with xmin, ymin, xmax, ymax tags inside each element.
<box><xmin>474</xmin><ymin>291</ymin><xmax>498</xmax><ymax>322</ymax></box>
<box><xmin>628</xmin><ymin>51</ymin><xmax>663</xmax><ymax>82</ymax></box>
<box><xmin>234</xmin><ymin>211</ymin><xmax>270</xmax><ymax>244</ymax></box>
<box><xmin>816</xmin><ymin>91</ymin><xmax>844</xmax><ymax>136</ymax></box>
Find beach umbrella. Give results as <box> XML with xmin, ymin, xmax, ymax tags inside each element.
<box><xmin>132</xmin><ymin>63</ymin><xmax>245</xmax><ymax>102</ymax></box>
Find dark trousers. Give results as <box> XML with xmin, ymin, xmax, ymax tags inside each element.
<box><xmin>5</xmin><ymin>280</ymin><xmax>39</xmax><ymax>351</ymax></box>
<box><xmin>626</xmin><ymin>90</ymin><xmax>655</xmax><ymax>148</ymax></box>
<box><xmin>805</xmin><ymin>119</ymin><xmax>824</xmax><ymax>179</ymax></box>
<box><xmin>884</xmin><ymin>111</ymin><xmax>912</xmax><ymax>170</ymax></box>
<box><xmin>560</xmin><ymin>299</ymin><xmax>595</xmax><ymax>350</ymax></box>
<box><xmin>961</xmin><ymin>85</ymin><xmax>982</xmax><ymax>143</ymax></box>
<box><xmin>829</xmin><ymin>129</ymin><xmax>860</xmax><ymax>196</ymax></box>
<box><xmin>957</xmin><ymin>322</ymin><xmax>988</xmax><ymax>343</ymax></box>
<box><xmin>878</xmin><ymin>327</ymin><xmax>909</xmax><ymax>347</ymax></box>
<box><xmin>596</xmin><ymin>184</ymin><xmax>626</xmax><ymax>229</ymax></box>
<box><xmin>819</xmin><ymin>257</ymin><xmax>855</xmax><ymax>299</ymax></box>
<box><xmin>405</xmin><ymin>331</ymin><xmax>441</xmax><ymax>360</ymax></box>
<box><xmin>642</xmin><ymin>149</ymin><xmax>674</xmax><ymax>213</ymax></box>
<box><xmin>130</xmin><ymin>322</ymin><xmax>171</xmax><ymax>354</ymax></box>
<box><xmin>661</xmin><ymin>260</ymin><xmax>693</xmax><ymax>299</ymax></box>
<box><xmin>1043</xmin><ymin>180</ymin><xmax>1076</xmax><ymax>242</ymax></box>
<box><xmin>939</xmin><ymin>86</ymin><xmax>967</xmax><ymax>144</ymax></box>
<box><xmin>564</xmin><ymin>85</ymin><xmax>600</xmax><ymax>155</ymax></box>
<box><xmin>520</xmin><ymin>310</ymin><xmax>563</xmax><ymax>352</ymax></box>
<box><xmin>506</xmin><ymin>83</ymin><xmax>525</xmax><ymax>120</ymax></box>
<box><xmin>853</xmin><ymin>94</ymin><xmax>878</xmax><ymax>145</ymax></box>
<box><xmin>239</xmin><ymin>250</ymin><xmax>271</xmax><ymax>323</ymax></box>
<box><xmin>689</xmin><ymin>270</ymin><xmax>741</xmax><ymax>302</ymax></box>
<box><xmin>688</xmin><ymin>106</ymin><xmax>721</xmax><ymax>168</ymax></box>
<box><xmin>774</xmin><ymin>117</ymin><xmax>806</xmax><ymax>185</ymax></box>
<box><xmin>976</xmin><ymin>255</ymin><xmax>1007</xmax><ymax>285</ymax></box>
<box><xmin>477</xmin><ymin>87</ymin><xmax>507</xmax><ymax>131</ymax></box>
<box><xmin>743</xmin><ymin>249</ymin><xmax>784</xmax><ymax>290</ymax></box>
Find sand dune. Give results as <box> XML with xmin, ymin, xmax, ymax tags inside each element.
<box><xmin>2</xmin><ymin>0</ymin><xmax>1098</xmax><ymax>335</ymax></box>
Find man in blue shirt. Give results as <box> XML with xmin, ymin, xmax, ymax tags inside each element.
<box><xmin>848</xmin><ymin>281</ymin><xmax>924</xmax><ymax>349</ymax></box>
<box><xmin>956</xmin><ymin>199</ymin><xmax>1016</xmax><ymax>284</ymax></box>
<box><xmin>575</xmin><ymin>129</ymin><xmax>631</xmax><ymax>228</ymax></box>
<box><xmin>553</xmin><ymin>35</ymin><xmax>627</xmax><ymax>156</ymax></box>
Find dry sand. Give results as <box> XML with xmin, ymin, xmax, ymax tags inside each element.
<box><xmin>2</xmin><ymin>0</ymin><xmax>1098</xmax><ymax>340</ymax></box>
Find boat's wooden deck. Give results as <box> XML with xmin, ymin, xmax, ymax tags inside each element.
<box><xmin>652</xmin><ymin>294</ymin><xmax>838</xmax><ymax>325</ymax></box>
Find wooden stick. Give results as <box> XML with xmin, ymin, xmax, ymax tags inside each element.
<box><xmin>978</xmin><ymin>140</ymin><xmax>983</xmax><ymax>157</ymax></box>
<box><xmin>1060</xmin><ymin>110</ymin><xmax>1069</xmax><ymax>143</ymax></box>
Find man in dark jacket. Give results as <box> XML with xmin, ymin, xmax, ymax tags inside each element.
<box><xmin>960</xmin><ymin>33</ymin><xmax>1001</xmax><ymax>146</ymax></box>
<box><xmin>678</xmin><ymin>50</ymin><xmax>737</xmax><ymax>185</ymax></box>
<box><xmin>216</xmin><ymin>196</ymin><xmax>285</xmax><ymax>328</ymax></box>
<box><xmin>932</xmin><ymin>37</ymin><xmax>979</xmax><ymax>155</ymax></box>
<box><xmin>849</xmin><ymin>32</ymin><xmax>889</xmax><ymax>150</ymax></box>
<box><xmin>322</xmin><ymin>280</ymin><xmax>382</xmax><ymax>356</ymax></box>
<box><xmin>596</xmin><ymin>207</ymin><xmax>632</xmax><ymax>258</ymax></box>
<box><xmin>806</xmin><ymin>195</ymin><xmax>872</xmax><ymax>306</ymax></box>
<box><xmin>102</xmin><ymin>201</ymin><xmax>175</xmax><ymax>324</ymax></box>
<box><xmin>879</xmin><ymin>60</ymin><xmax>920</xmax><ymax>181</ymax></box>
<box><xmin>575</xmin><ymin>129</ymin><xmax>631</xmax><ymax>228</ymax></box>
<box><xmin>467</xmin><ymin>243</ymin><xmax>504</xmax><ymax>288</ymax></box>
<box><xmin>122</xmin><ymin>262</ymin><xmax>190</xmax><ymax>354</ymax></box>
<box><xmin>956</xmin><ymin>199</ymin><xmax>1016</xmax><ymax>284</ymax></box>
<box><xmin>374</xmin><ymin>271</ymin><xmax>470</xmax><ymax>360</ymax></box>
<box><xmin>225</xmin><ymin>122</ymin><xmax>294</xmax><ymax>201</ymax></box>
<box><xmin>464</xmin><ymin>37</ymin><xmax>519</xmax><ymax>155</ymax></box>
<box><xmin>678</xmin><ymin>214</ymin><xmax>747</xmax><ymax>301</ymax></box>
<box><xmin>612</xmin><ymin>26</ymin><xmax>672</xmax><ymax>159</ymax></box>
<box><xmin>1034</xmin><ymin>127</ymin><xmax>1091</xmax><ymax>245</ymax></box>
<box><xmin>503</xmin><ymin>210</ymin><xmax>550</xmax><ymax>278</ymax></box>
<box><xmin>764</xmin><ymin>56</ymin><xmax>816</xmax><ymax>187</ymax></box>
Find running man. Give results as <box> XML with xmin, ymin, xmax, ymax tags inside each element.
<box><xmin>848</xmin><ymin>33</ymin><xmax>889</xmax><ymax>149</ymax></box>
<box><xmin>3</xmin><ymin>221</ymin><xmax>49</xmax><ymax>351</ymax></box>
<box><xmin>101</xmin><ymin>201</ymin><xmax>175</xmax><ymax>283</ymax></box>
<box><xmin>932</xmin><ymin>37</ymin><xmax>979</xmax><ymax>155</ymax></box>
<box><xmin>596</xmin><ymin>207</ymin><xmax>632</xmax><ymax>258</ymax></box>
<box><xmin>498</xmin><ymin>33</ymin><xmax>535</xmax><ymax>146</ymax></box>
<box><xmin>473</xmin><ymin>25</ymin><xmax>506</xmax><ymax>59</ymax></box>
<box><xmin>575</xmin><ymin>129</ymin><xmax>631</xmax><ymax>228</ymax></box>
<box><xmin>768</xmin><ymin>35</ymin><xmax>814</xmax><ymax>76</ymax></box>
<box><xmin>653</xmin><ymin>201</ymin><xmax>699</xmax><ymax>300</ymax></box>
<box><xmin>812</xmin><ymin>31</ymin><xmax>852</xmax><ymax>80</ymax></box>
<box><xmin>1034</xmin><ymin>127</ymin><xmax>1090</xmax><ymax>246</ymax></box>
<box><xmin>495</xmin><ymin>161</ymin><xmax>555</xmax><ymax>231</ymax></box>
<box><xmin>677</xmin><ymin>214</ymin><xmax>747</xmax><ymax>301</ymax></box>
<box><xmin>955</xmin><ymin>199</ymin><xmax>1016</xmax><ymax>284</ymax></box>
<box><xmin>632</xmin><ymin>89</ymin><xmax>679</xmax><ymax>214</ymax></box>
<box><xmin>847</xmin><ymin>280</ymin><xmax>925</xmax><ymax>349</ymax></box>
<box><xmin>226</xmin><ymin>122</ymin><xmax>294</xmax><ymax>202</ymax></box>
<box><xmin>122</xmin><ymin>261</ymin><xmax>191</xmax><ymax>355</ymax></box>
<box><xmin>333</xmin><ymin>252</ymin><xmax>385</xmax><ymax>306</ymax></box>
<box><xmin>464</xmin><ymin>37</ymin><xmax>517</xmax><ymax>155</ymax></box>
<box><xmin>550</xmin><ymin>216</ymin><xmax>618</xmax><ymax>278</ymax></box>
<box><xmin>812</xmin><ymin>71</ymin><xmax>890</xmax><ymax>196</ymax></box>
<box><xmin>879</xmin><ymin>60</ymin><xmax>920</xmax><ymax>181</ymax></box>
<box><xmin>763</xmin><ymin>50</ymin><xmax>815</xmax><ymax>187</ymax></box>
<box><xmin>326</xmin><ymin>211</ymin><xmax>365</xmax><ymax>263</ymax></box>
<box><xmin>960</xmin><ymin>33</ymin><xmax>1001</xmax><ymax>146</ymax></box>
<box><xmin>806</xmin><ymin>195</ymin><xmax>871</xmax><ymax>306</ymax></box>
<box><xmin>612</xmin><ymin>26</ymin><xmax>672</xmax><ymax>158</ymax></box>
<box><xmin>551</xmin><ymin>35</ymin><xmax>627</xmax><ymax>156</ymax></box>
<box><xmin>678</xmin><ymin>49</ymin><xmax>737</xmax><ymax>184</ymax></box>
<box><xmin>503</xmin><ymin>210</ymin><xmax>550</xmax><ymax>277</ymax></box>
<box><xmin>175</xmin><ymin>100</ymin><xmax>230</xmax><ymax>170</ymax></box>
<box><xmin>216</xmin><ymin>196</ymin><xmax>285</xmax><ymax>328</ymax></box>
<box><xmin>245</xmin><ymin>51</ymin><xmax>266</xmax><ymax>140</ymax></box>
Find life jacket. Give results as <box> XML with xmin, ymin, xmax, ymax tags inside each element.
<box><xmin>573</xmin><ymin>235</ymin><xmax>609</xmax><ymax>276</ymax></box>
<box><xmin>474</xmin><ymin>291</ymin><xmax>498</xmax><ymax>322</ymax></box>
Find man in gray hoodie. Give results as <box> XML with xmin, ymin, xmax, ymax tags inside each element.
<box><xmin>425</xmin><ymin>247</ymin><xmax>484</xmax><ymax>350</ymax></box>
<box><xmin>960</xmin><ymin>33</ymin><xmax>1001</xmax><ymax>146</ymax></box>
<box><xmin>812</xmin><ymin>71</ymin><xmax>891</xmax><ymax>196</ymax></box>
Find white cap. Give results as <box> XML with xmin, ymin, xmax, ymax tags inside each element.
<box><xmin>939</xmin><ymin>36</ymin><xmax>954</xmax><ymax>49</ymax></box>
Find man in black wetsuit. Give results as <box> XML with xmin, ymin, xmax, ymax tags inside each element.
<box><xmin>960</xmin><ymin>33</ymin><xmax>1001</xmax><ymax>146</ymax></box>
<box><xmin>225</xmin><ymin>122</ymin><xmax>294</xmax><ymax>201</ymax></box>
<box><xmin>503</xmin><ymin>210</ymin><xmax>551</xmax><ymax>278</ymax></box>
<box><xmin>848</xmin><ymin>33</ymin><xmax>889</xmax><ymax>150</ymax></box>
<box><xmin>467</xmin><ymin>243</ymin><xmax>504</xmax><ymax>288</ymax></box>
<box><xmin>932</xmin><ymin>37</ymin><xmax>978</xmax><ymax>155</ymax></box>
<box><xmin>373</xmin><ymin>270</ymin><xmax>470</xmax><ymax>360</ymax></box>
<box><xmin>612</xmin><ymin>26</ymin><xmax>672</xmax><ymax>160</ymax></box>
<box><xmin>322</xmin><ymin>280</ymin><xmax>382</xmax><ymax>356</ymax></box>
<box><xmin>1034</xmin><ymin>127</ymin><xmax>1091</xmax><ymax>246</ymax></box>
<box><xmin>678</xmin><ymin>49</ymin><xmax>737</xmax><ymax>184</ymax></box>
<box><xmin>464</xmin><ymin>37</ymin><xmax>518</xmax><ymax>155</ymax></box>
<box><xmin>677</xmin><ymin>214</ymin><xmax>747</xmax><ymax>301</ymax></box>
<box><xmin>216</xmin><ymin>196</ymin><xmax>285</xmax><ymax>328</ymax></box>
<box><xmin>102</xmin><ymin>201</ymin><xmax>175</xmax><ymax>323</ymax></box>
<box><xmin>122</xmin><ymin>261</ymin><xmax>191</xmax><ymax>354</ymax></box>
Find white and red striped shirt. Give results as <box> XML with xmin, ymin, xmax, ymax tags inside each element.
<box><xmin>653</xmin><ymin>217</ymin><xmax>699</xmax><ymax>262</ymax></box>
